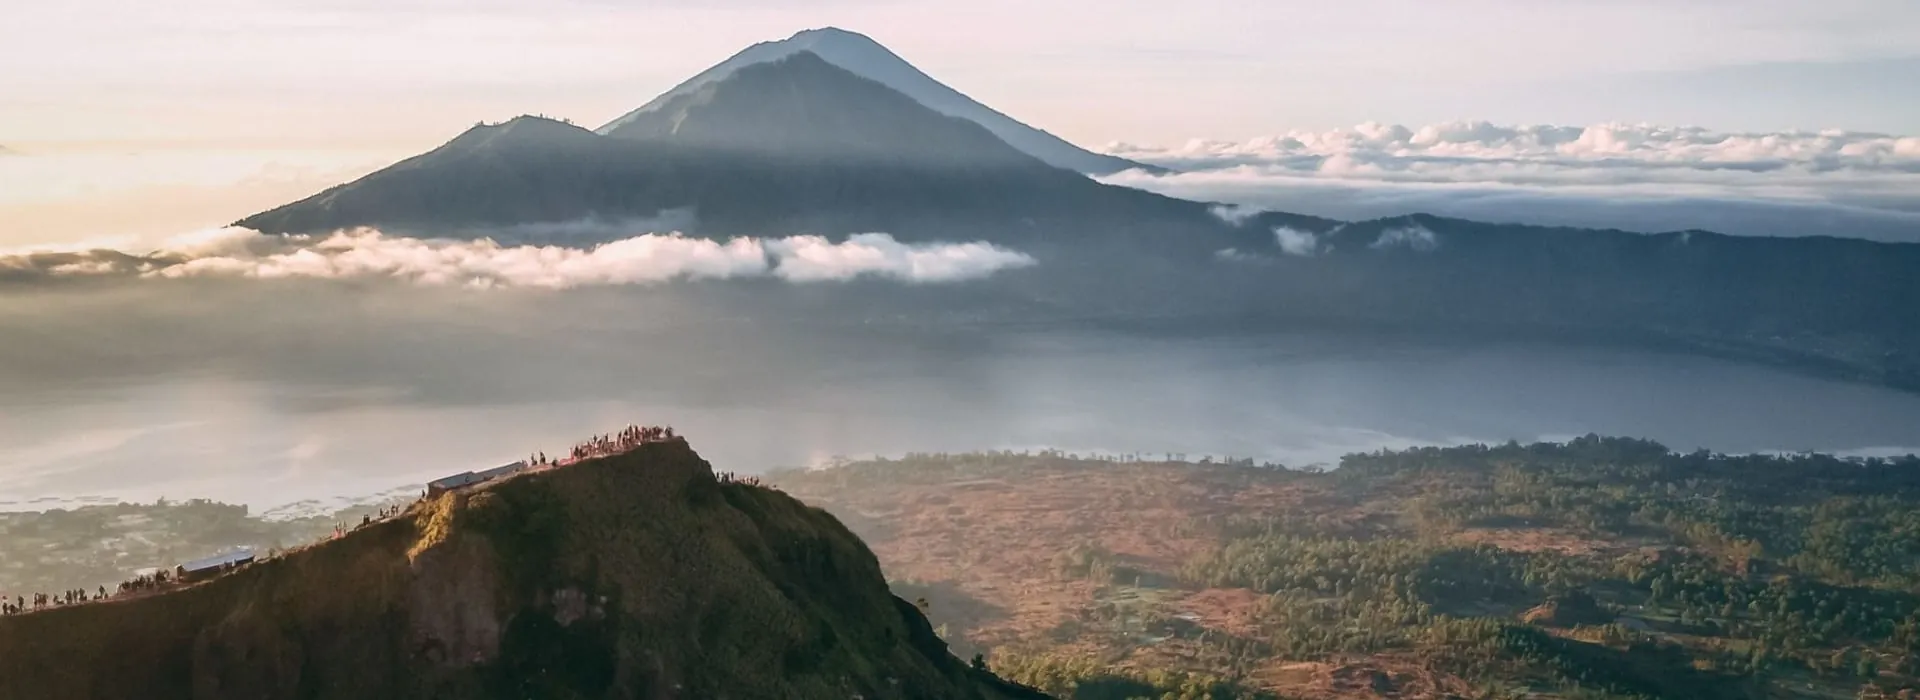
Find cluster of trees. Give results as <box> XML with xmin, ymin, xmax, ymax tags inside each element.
<box><xmin>1349</xmin><ymin>436</ymin><xmax>1920</xmax><ymax>586</ymax></box>
<box><xmin>783</xmin><ymin>440</ymin><xmax>1920</xmax><ymax>697</ymax></box>
<box><xmin>990</xmin><ymin>651</ymin><xmax>1274</xmax><ymax>700</ymax></box>
<box><xmin>1323</xmin><ymin>437</ymin><xmax>1920</xmax><ymax>691</ymax></box>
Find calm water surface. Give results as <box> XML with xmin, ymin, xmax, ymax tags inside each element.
<box><xmin>4</xmin><ymin>326</ymin><xmax>1918</xmax><ymax>511</ymax></box>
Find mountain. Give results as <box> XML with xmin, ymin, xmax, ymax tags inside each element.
<box><xmin>0</xmin><ymin>439</ymin><xmax>1051</xmax><ymax>700</ymax></box>
<box><xmin>598</xmin><ymin>49</ymin><xmax>1064</xmax><ymax>171</ymax></box>
<box><xmin>234</xmin><ymin>40</ymin><xmax>1920</xmax><ymax>394</ymax></box>
<box><xmin>238</xmin><ymin>52</ymin><xmax>1247</xmax><ymax>255</ymax></box>
<box><xmin>598</xmin><ymin>27</ymin><xmax>1158</xmax><ymax>176</ymax></box>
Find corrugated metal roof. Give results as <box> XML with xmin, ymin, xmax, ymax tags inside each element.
<box><xmin>429</xmin><ymin>460</ymin><xmax>529</xmax><ymax>493</ymax></box>
<box><xmin>181</xmin><ymin>548</ymin><xmax>255</xmax><ymax>573</ymax></box>
<box><xmin>475</xmin><ymin>461</ymin><xmax>527</xmax><ymax>480</ymax></box>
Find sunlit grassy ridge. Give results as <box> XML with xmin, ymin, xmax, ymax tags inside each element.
<box><xmin>0</xmin><ymin>440</ymin><xmax>1044</xmax><ymax>700</ymax></box>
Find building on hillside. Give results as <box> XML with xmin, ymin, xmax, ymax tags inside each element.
<box><xmin>427</xmin><ymin>461</ymin><xmax>529</xmax><ymax>496</ymax></box>
<box><xmin>475</xmin><ymin>461</ymin><xmax>528</xmax><ymax>481</ymax></box>
<box><xmin>176</xmin><ymin>547</ymin><xmax>256</xmax><ymax>582</ymax></box>
<box><xmin>428</xmin><ymin>471</ymin><xmax>483</xmax><ymax>496</ymax></box>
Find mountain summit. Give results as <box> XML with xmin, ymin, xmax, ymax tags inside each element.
<box><xmin>237</xmin><ymin>53</ymin><xmax>1216</xmax><ymax>247</ymax></box>
<box><xmin>599</xmin><ymin>27</ymin><xmax>1158</xmax><ymax>175</ymax></box>
<box><xmin>604</xmin><ymin>51</ymin><xmax>1047</xmax><ymax>170</ymax></box>
<box><xmin>0</xmin><ymin>438</ymin><xmax>1051</xmax><ymax>699</ymax></box>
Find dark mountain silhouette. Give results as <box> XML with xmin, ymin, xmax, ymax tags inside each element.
<box><xmin>0</xmin><ymin>439</ymin><xmax>1051</xmax><ymax>700</ymax></box>
<box><xmin>600</xmin><ymin>48</ymin><xmax>1046</xmax><ymax>170</ymax></box>
<box><xmin>238</xmin><ymin>52</ymin><xmax>1250</xmax><ymax>255</ymax></box>
<box><xmin>599</xmin><ymin>27</ymin><xmax>1157</xmax><ymax>175</ymax></box>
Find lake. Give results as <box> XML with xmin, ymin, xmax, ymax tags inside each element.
<box><xmin>3</xmin><ymin>285</ymin><xmax>1918</xmax><ymax>512</ymax></box>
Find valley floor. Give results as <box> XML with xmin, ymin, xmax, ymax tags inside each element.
<box><xmin>773</xmin><ymin>440</ymin><xmax>1920</xmax><ymax>700</ymax></box>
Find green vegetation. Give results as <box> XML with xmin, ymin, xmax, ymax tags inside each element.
<box><xmin>776</xmin><ymin>439</ymin><xmax>1920</xmax><ymax>699</ymax></box>
<box><xmin>992</xmin><ymin>652</ymin><xmax>1274</xmax><ymax>700</ymax></box>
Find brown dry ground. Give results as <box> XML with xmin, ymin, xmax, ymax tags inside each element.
<box><xmin>779</xmin><ymin>461</ymin><xmax>1501</xmax><ymax>699</ymax></box>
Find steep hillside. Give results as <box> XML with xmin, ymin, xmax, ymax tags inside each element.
<box><xmin>598</xmin><ymin>27</ymin><xmax>1156</xmax><ymax>175</ymax></box>
<box><xmin>0</xmin><ymin>440</ymin><xmax>1047</xmax><ymax>700</ymax></box>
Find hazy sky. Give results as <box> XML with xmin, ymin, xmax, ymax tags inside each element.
<box><xmin>3</xmin><ymin>0</ymin><xmax>1918</xmax><ymax>248</ymax></box>
<box><xmin>4</xmin><ymin>0</ymin><xmax>1918</xmax><ymax>150</ymax></box>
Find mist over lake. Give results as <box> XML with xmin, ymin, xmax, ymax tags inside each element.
<box><xmin>3</xmin><ymin>280</ymin><xmax>1917</xmax><ymax>512</ymax></box>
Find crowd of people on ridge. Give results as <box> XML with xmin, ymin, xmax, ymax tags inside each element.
<box><xmin>526</xmin><ymin>425</ymin><xmax>678</xmax><ymax>469</ymax></box>
<box><xmin>352</xmin><ymin>504</ymin><xmax>408</xmax><ymax>530</ymax></box>
<box><xmin>1</xmin><ymin>586</ymin><xmax>109</xmax><ymax>615</ymax></box>
<box><xmin>4</xmin><ymin>577</ymin><xmax>152</xmax><ymax>615</ymax></box>
<box><xmin>1</xmin><ymin>424</ymin><xmax>686</xmax><ymax>618</ymax></box>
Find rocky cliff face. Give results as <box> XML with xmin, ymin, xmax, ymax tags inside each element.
<box><xmin>0</xmin><ymin>440</ymin><xmax>1047</xmax><ymax>700</ymax></box>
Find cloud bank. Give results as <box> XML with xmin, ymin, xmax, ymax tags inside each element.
<box><xmin>1106</xmin><ymin>122</ymin><xmax>1920</xmax><ymax>242</ymax></box>
<box><xmin>0</xmin><ymin>228</ymin><xmax>1037</xmax><ymax>288</ymax></box>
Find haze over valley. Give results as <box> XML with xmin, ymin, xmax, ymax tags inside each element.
<box><xmin>7</xmin><ymin>282</ymin><xmax>1920</xmax><ymax>510</ymax></box>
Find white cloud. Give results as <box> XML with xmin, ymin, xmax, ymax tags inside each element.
<box><xmin>1370</xmin><ymin>225</ymin><xmax>1439</xmax><ymax>252</ymax></box>
<box><xmin>2</xmin><ymin>227</ymin><xmax>1036</xmax><ymax>288</ymax></box>
<box><xmin>1208</xmin><ymin>204</ymin><xmax>1323</xmax><ymax>257</ymax></box>
<box><xmin>1109</xmin><ymin>121</ymin><xmax>1920</xmax><ymax>171</ymax></box>
<box><xmin>1103</xmin><ymin>121</ymin><xmax>1920</xmax><ymax>242</ymax></box>
<box><xmin>1272</xmin><ymin>226</ymin><xmax>1321</xmax><ymax>257</ymax></box>
<box><xmin>765</xmin><ymin>233</ymin><xmax>1035</xmax><ymax>283</ymax></box>
<box><xmin>1206</xmin><ymin>203</ymin><xmax>1262</xmax><ymax>226</ymax></box>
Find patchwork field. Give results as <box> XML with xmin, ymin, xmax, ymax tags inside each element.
<box><xmin>774</xmin><ymin>440</ymin><xmax>1920</xmax><ymax>700</ymax></box>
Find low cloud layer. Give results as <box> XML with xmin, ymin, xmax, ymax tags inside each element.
<box><xmin>1370</xmin><ymin>225</ymin><xmax>1439</xmax><ymax>252</ymax></box>
<box><xmin>1210</xmin><ymin>203</ymin><xmax>1316</xmax><ymax>255</ymax></box>
<box><xmin>1108</xmin><ymin>122</ymin><xmax>1920</xmax><ymax>242</ymax></box>
<box><xmin>0</xmin><ymin>227</ymin><xmax>1037</xmax><ymax>288</ymax></box>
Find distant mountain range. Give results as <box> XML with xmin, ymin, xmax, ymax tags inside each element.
<box><xmin>236</xmin><ymin>28</ymin><xmax>1920</xmax><ymax>393</ymax></box>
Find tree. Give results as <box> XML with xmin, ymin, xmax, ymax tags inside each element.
<box><xmin>1857</xmin><ymin>653</ymin><xmax>1879</xmax><ymax>679</ymax></box>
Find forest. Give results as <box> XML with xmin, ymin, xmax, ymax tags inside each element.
<box><xmin>775</xmin><ymin>438</ymin><xmax>1920</xmax><ymax>699</ymax></box>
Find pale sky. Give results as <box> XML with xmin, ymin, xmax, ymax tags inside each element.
<box><xmin>3</xmin><ymin>0</ymin><xmax>1918</xmax><ymax>248</ymax></box>
<box><xmin>4</xmin><ymin>0</ymin><xmax>1918</xmax><ymax>150</ymax></box>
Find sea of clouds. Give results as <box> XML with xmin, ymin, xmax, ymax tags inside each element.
<box><xmin>0</xmin><ymin>227</ymin><xmax>1037</xmax><ymax>288</ymax></box>
<box><xmin>1104</xmin><ymin>121</ymin><xmax>1920</xmax><ymax>242</ymax></box>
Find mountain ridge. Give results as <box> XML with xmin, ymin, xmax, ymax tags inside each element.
<box><xmin>0</xmin><ymin>438</ymin><xmax>1050</xmax><ymax>700</ymax></box>
<box><xmin>598</xmin><ymin>27</ymin><xmax>1159</xmax><ymax>175</ymax></box>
